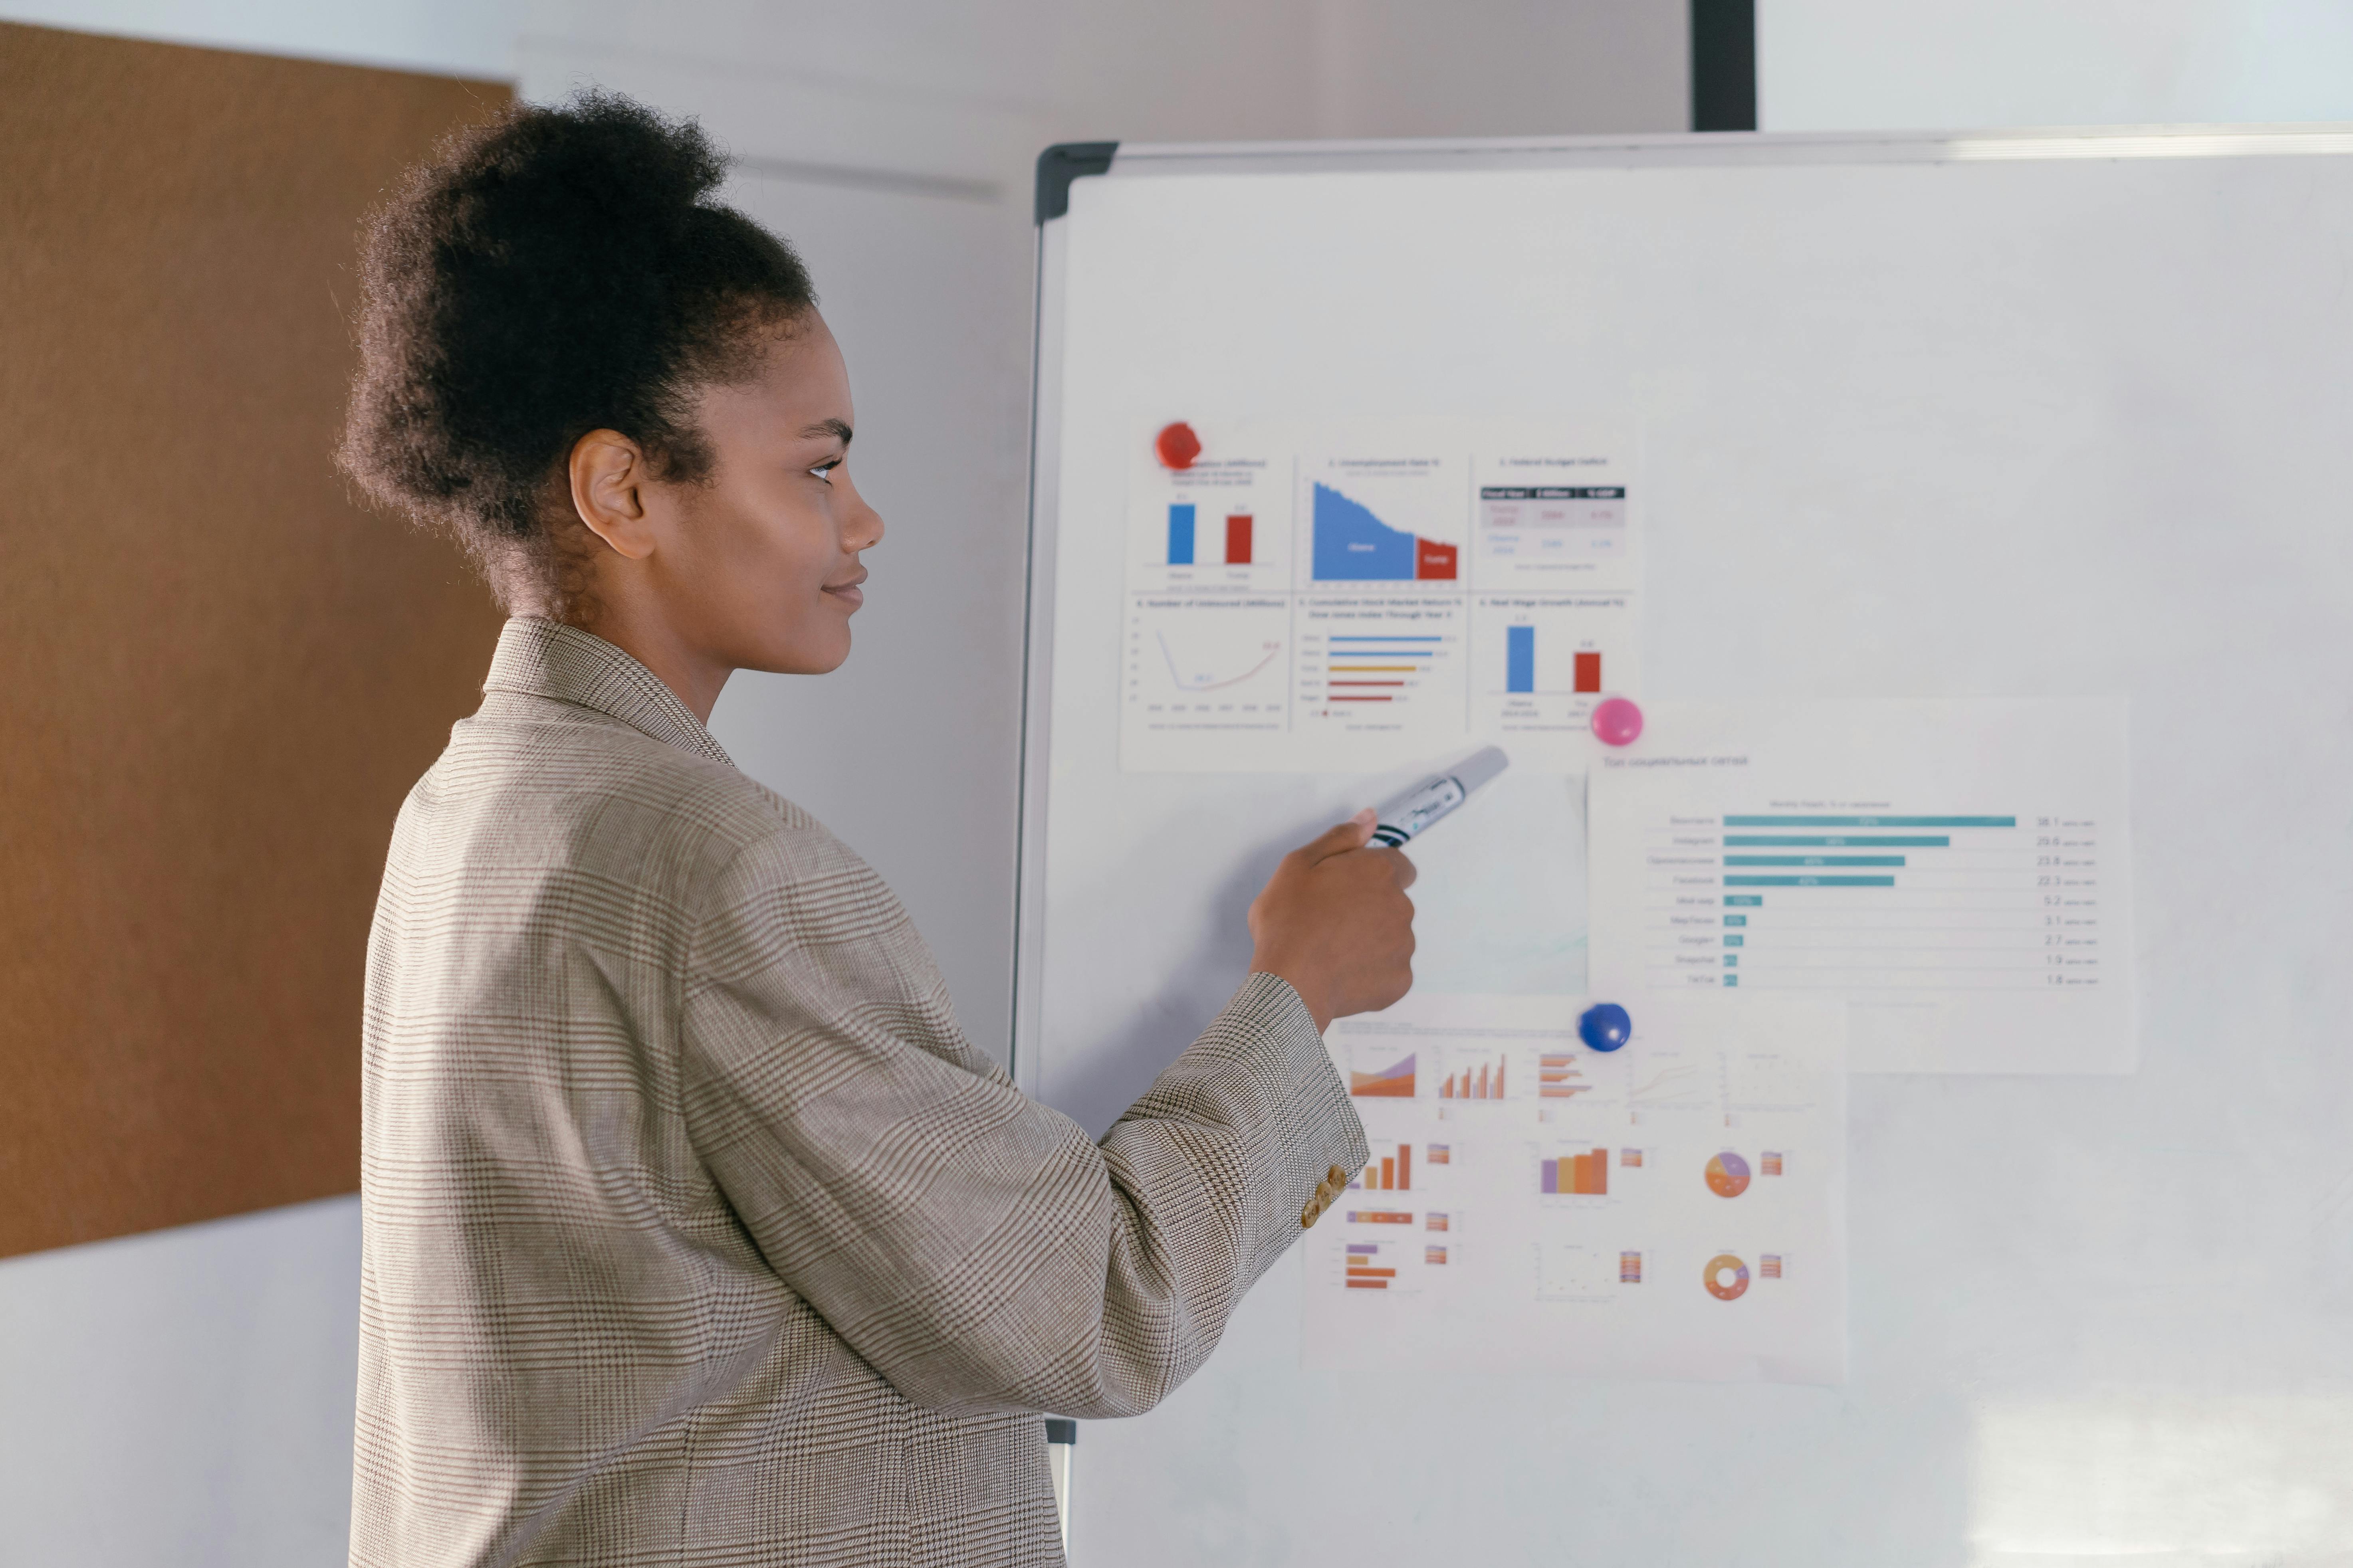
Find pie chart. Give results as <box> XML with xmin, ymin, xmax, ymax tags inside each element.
<box><xmin>1705</xmin><ymin>1253</ymin><xmax>1750</xmax><ymax>1301</ymax></box>
<box><xmin>1705</xmin><ymin>1151</ymin><xmax>1751</xmax><ymax>1198</ymax></box>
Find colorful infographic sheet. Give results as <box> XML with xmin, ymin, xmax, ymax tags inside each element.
<box><xmin>1305</xmin><ymin>992</ymin><xmax>1848</xmax><ymax>1385</ymax></box>
<box><xmin>1587</xmin><ymin>700</ymin><xmax>2136</xmax><ymax>1074</ymax></box>
<box><xmin>1119</xmin><ymin>418</ymin><xmax>1640</xmax><ymax>772</ymax></box>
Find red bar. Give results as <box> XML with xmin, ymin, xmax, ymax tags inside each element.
<box><xmin>1380</xmin><ymin>1156</ymin><xmax>1394</xmax><ymax>1190</ymax></box>
<box><xmin>1415</xmin><ymin>537</ymin><xmax>1459</xmax><ymax>579</ymax></box>
<box><xmin>1345</xmin><ymin>1278</ymin><xmax>1390</xmax><ymax>1289</ymax></box>
<box><xmin>1225</xmin><ymin>513</ymin><xmax>1253</xmax><ymax>564</ymax></box>
<box><xmin>1345</xmin><ymin>1266</ymin><xmax>1396</xmax><ymax>1278</ymax></box>
<box><xmin>1573</xmin><ymin>651</ymin><xmax>1602</xmax><ymax>693</ymax></box>
<box><xmin>1398</xmin><ymin>1143</ymin><xmax>1411</xmax><ymax>1192</ymax></box>
<box><xmin>1496</xmin><ymin>1058</ymin><xmax>1505</xmax><ymax>1097</ymax></box>
<box><xmin>1348</xmin><ymin>1210</ymin><xmax>1413</xmax><ymax>1224</ymax></box>
<box><xmin>1330</xmin><ymin>695</ymin><xmax>1393</xmax><ymax>702</ymax></box>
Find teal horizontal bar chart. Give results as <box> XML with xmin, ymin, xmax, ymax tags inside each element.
<box><xmin>1724</xmin><ymin>855</ymin><xmax>1904</xmax><ymax>867</ymax></box>
<box><xmin>1723</xmin><ymin>875</ymin><xmax>1896</xmax><ymax>887</ymax></box>
<box><xmin>1721</xmin><ymin>815</ymin><xmax>2014</xmax><ymax>828</ymax></box>
<box><xmin>1723</xmin><ymin>895</ymin><xmax>1763</xmax><ymax>906</ymax></box>
<box><xmin>1723</xmin><ymin>835</ymin><xmax>1949</xmax><ymax>847</ymax></box>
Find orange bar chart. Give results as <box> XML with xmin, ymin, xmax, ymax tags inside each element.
<box><xmin>1537</xmin><ymin>1052</ymin><xmax>1589</xmax><ymax>1100</ymax></box>
<box><xmin>1540</xmin><ymin>1149</ymin><xmax>1609</xmax><ymax>1195</ymax></box>
<box><xmin>1355</xmin><ymin>1142</ymin><xmax>1414</xmax><ymax>1191</ymax></box>
<box><xmin>1440</xmin><ymin>1055</ymin><xmax>1507</xmax><ymax>1100</ymax></box>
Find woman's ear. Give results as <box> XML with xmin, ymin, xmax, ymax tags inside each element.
<box><xmin>568</xmin><ymin>430</ymin><xmax>659</xmax><ymax>560</ymax></box>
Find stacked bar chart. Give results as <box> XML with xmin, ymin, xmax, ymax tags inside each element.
<box><xmin>1541</xmin><ymin>1149</ymin><xmax>1610</xmax><ymax>1196</ymax></box>
<box><xmin>1439</xmin><ymin>1056</ymin><xmax>1506</xmax><ymax>1099</ymax></box>
<box><xmin>1537</xmin><ymin>1051</ymin><xmax>1590</xmax><ymax>1099</ymax></box>
<box><xmin>1620</xmin><ymin>1251</ymin><xmax>1643</xmax><ymax>1283</ymax></box>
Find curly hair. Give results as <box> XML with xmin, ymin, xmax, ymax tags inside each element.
<box><xmin>339</xmin><ymin>91</ymin><xmax>817</xmax><ymax>613</ymax></box>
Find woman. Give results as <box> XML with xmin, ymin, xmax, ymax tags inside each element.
<box><xmin>338</xmin><ymin>93</ymin><xmax>1415</xmax><ymax>1566</ymax></box>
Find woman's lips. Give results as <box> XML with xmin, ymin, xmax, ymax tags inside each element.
<box><xmin>823</xmin><ymin>581</ymin><xmax>864</xmax><ymax>608</ymax></box>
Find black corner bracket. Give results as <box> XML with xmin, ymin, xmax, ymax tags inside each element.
<box><xmin>1035</xmin><ymin>142</ymin><xmax>1118</xmax><ymax>225</ymax></box>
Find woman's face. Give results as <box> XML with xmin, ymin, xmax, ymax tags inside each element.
<box><xmin>656</xmin><ymin>312</ymin><xmax>883</xmax><ymax>676</ymax></box>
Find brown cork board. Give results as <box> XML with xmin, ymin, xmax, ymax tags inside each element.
<box><xmin>0</xmin><ymin>24</ymin><xmax>510</xmax><ymax>1257</ymax></box>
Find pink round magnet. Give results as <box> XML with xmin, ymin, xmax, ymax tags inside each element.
<box><xmin>1591</xmin><ymin>697</ymin><xmax>1644</xmax><ymax>747</ymax></box>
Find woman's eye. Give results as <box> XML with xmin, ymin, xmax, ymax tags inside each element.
<box><xmin>809</xmin><ymin>458</ymin><xmax>841</xmax><ymax>483</ymax></box>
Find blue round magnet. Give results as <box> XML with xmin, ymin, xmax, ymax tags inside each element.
<box><xmin>1579</xmin><ymin>1002</ymin><xmax>1631</xmax><ymax>1052</ymax></box>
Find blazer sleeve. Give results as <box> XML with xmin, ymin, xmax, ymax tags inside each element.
<box><xmin>676</xmin><ymin>821</ymin><xmax>1369</xmax><ymax>1419</ymax></box>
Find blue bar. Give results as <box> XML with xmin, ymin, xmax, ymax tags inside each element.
<box><xmin>1724</xmin><ymin>954</ymin><xmax>1738</xmax><ymax>966</ymax></box>
<box><xmin>1721</xmin><ymin>814</ymin><xmax>2014</xmax><ymax>828</ymax></box>
<box><xmin>1724</xmin><ymin>934</ymin><xmax>1743</xmax><ymax>947</ymax></box>
<box><xmin>1506</xmin><ymin>626</ymin><xmax>1535</xmax><ymax>693</ymax></box>
<box><xmin>1724</xmin><ymin>974</ymin><xmax>1739</xmax><ymax>987</ymax></box>
<box><xmin>1167</xmin><ymin>504</ymin><xmax>1195</xmax><ymax>565</ymax></box>
<box><xmin>1723</xmin><ymin>835</ymin><xmax>1948</xmax><ymax>847</ymax></box>
<box><xmin>1724</xmin><ymin>855</ymin><xmax>1904</xmax><ymax>868</ymax></box>
<box><xmin>1724</xmin><ymin>915</ymin><xmax>1746</xmax><ymax>926</ymax></box>
<box><xmin>1724</xmin><ymin>875</ymin><xmax>1896</xmax><ymax>887</ymax></box>
<box><xmin>1724</xmin><ymin>895</ymin><xmax>1763</xmax><ymax>907</ymax></box>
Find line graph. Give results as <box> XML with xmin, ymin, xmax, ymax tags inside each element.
<box><xmin>1157</xmin><ymin>631</ymin><xmax>1282</xmax><ymax>692</ymax></box>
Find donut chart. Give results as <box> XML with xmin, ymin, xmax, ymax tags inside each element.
<box><xmin>1705</xmin><ymin>1151</ymin><xmax>1752</xmax><ymax>1198</ymax></box>
<box><xmin>1705</xmin><ymin>1253</ymin><xmax>1750</xmax><ymax>1300</ymax></box>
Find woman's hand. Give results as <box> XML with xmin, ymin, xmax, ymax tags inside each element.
<box><xmin>1246</xmin><ymin>809</ymin><xmax>1417</xmax><ymax>1033</ymax></box>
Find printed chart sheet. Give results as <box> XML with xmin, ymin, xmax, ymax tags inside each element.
<box><xmin>1304</xmin><ymin>992</ymin><xmax>1848</xmax><ymax>1385</ymax></box>
<box><xmin>1588</xmin><ymin>700</ymin><xmax>2135</xmax><ymax>1074</ymax></box>
<box><xmin>1119</xmin><ymin>418</ymin><xmax>1639</xmax><ymax>772</ymax></box>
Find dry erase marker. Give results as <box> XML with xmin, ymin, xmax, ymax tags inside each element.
<box><xmin>1368</xmin><ymin>746</ymin><xmax>1510</xmax><ymax>848</ymax></box>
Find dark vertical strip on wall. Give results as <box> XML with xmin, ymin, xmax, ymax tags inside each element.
<box><xmin>1691</xmin><ymin>0</ymin><xmax>1757</xmax><ymax>131</ymax></box>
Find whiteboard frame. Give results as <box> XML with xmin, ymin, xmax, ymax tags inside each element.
<box><xmin>1006</xmin><ymin>122</ymin><xmax>2353</xmax><ymax>1095</ymax></box>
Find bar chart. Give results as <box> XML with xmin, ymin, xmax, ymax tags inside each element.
<box><xmin>1439</xmin><ymin>1054</ymin><xmax>1507</xmax><ymax>1100</ymax></box>
<box><xmin>1473</xmin><ymin>594</ymin><xmax>1635</xmax><ymax>738</ymax></box>
<box><xmin>1537</xmin><ymin>1051</ymin><xmax>1591</xmax><ymax>1100</ymax></box>
<box><xmin>1297</xmin><ymin>598</ymin><xmax>1466</xmax><ymax>737</ymax></box>
<box><xmin>1634</xmin><ymin>809</ymin><xmax>2113</xmax><ymax>995</ymax></box>
<box><xmin>1344</xmin><ymin>1240</ymin><xmax>1395</xmax><ymax>1289</ymax></box>
<box><xmin>1540</xmin><ymin>1148</ymin><xmax>1610</xmax><ymax>1196</ymax></box>
<box><xmin>1352</xmin><ymin>1141</ymin><xmax>1414</xmax><ymax>1191</ymax></box>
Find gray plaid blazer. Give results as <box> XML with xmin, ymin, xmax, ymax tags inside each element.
<box><xmin>352</xmin><ymin>620</ymin><xmax>1366</xmax><ymax>1567</ymax></box>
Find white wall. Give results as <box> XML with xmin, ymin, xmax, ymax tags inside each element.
<box><xmin>1760</xmin><ymin>0</ymin><xmax>2353</xmax><ymax>132</ymax></box>
<box><xmin>0</xmin><ymin>1198</ymin><xmax>363</xmax><ymax>1566</ymax></box>
<box><xmin>0</xmin><ymin>6</ymin><xmax>1685</xmax><ymax>1566</ymax></box>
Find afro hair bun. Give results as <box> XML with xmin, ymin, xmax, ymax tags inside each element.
<box><xmin>339</xmin><ymin>89</ymin><xmax>816</xmax><ymax>608</ymax></box>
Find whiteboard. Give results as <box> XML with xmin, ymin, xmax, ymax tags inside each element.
<box><xmin>1014</xmin><ymin>129</ymin><xmax>2353</xmax><ymax>1566</ymax></box>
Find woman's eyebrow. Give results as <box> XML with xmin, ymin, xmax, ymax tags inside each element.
<box><xmin>800</xmin><ymin>417</ymin><xmax>853</xmax><ymax>447</ymax></box>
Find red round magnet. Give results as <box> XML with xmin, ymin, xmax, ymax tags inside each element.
<box><xmin>1155</xmin><ymin>422</ymin><xmax>1202</xmax><ymax>470</ymax></box>
<box><xmin>1591</xmin><ymin>697</ymin><xmax>1644</xmax><ymax>747</ymax></box>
